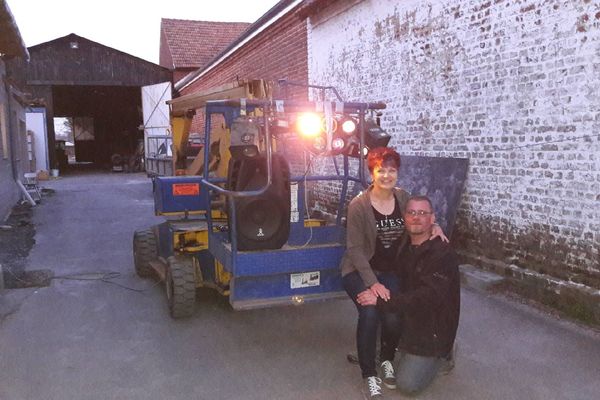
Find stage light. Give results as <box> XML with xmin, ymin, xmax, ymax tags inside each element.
<box><xmin>297</xmin><ymin>113</ymin><xmax>323</xmax><ymax>138</ymax></box>
<box><xmin>341</xmin><ymin>119</ymin><xmax>357</xmax><ymax>135</ymax></box>
<box><xmin>331</xmin><ymin>137</ymin><xmax>346</xmax><ymax>152</ymax></box>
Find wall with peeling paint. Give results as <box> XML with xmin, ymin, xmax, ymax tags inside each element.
<box><xmin>0</xmin><ymin>61</ymin><xmax>28</xmax><ymax>221</ymax></box>
<box><xmin>308</xmin><ymin>0</ymin><xmax>600</xmax><ymax>292</ymax></box>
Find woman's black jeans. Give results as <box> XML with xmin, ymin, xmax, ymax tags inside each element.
<box><xmin>343</xmin><ymin>270</ymin><xmax>401</xmax><ymax>378</ymax></box>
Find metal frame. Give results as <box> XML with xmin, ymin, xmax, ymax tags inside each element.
<box><xmin>193</xmin><ymin>99</ymin><xmax>384</xmax><ymax>309</ymax></box>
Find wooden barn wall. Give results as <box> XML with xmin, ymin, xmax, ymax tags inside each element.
<box><xmin>23</xmin><ymin>38</ymin><xmax>171</xmax><ymax>86</ymax></box>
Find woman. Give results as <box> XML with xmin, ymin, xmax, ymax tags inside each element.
<box><xmin>340</xmin><ymin>147</ymin><xmax>447</xmax><ymax>399</ymax></box>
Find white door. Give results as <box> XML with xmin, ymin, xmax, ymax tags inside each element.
<box><xmin>141</xmin><ymin>82</ymin><xmax>172</xmax><ymax>159</ymax></box>
<box><xmin>25</xmin><ymin>108</ymin><xmax>49</xmax><ymax>171</ymax></box>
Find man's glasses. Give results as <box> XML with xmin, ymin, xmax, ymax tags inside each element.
<box><xmin>405</xmin><ymin>210</ymin><xmax>433</xmax><ymax>217</ymax></box>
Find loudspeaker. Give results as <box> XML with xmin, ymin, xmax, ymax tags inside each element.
<box><xmin>227</xmin><ymin>154</ymin><xmax>291</xmax><ymax>250</ymax></box>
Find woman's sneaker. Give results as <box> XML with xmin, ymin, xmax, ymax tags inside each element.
<box><xmin>380</xmin><ymin>360</ymin><xmax>397</xmax><ymax>389</ymax></box>
<box><xmin>363</xmin><ymin>376</ymin><xmax>383</xmax><ymax>399</ymax></box>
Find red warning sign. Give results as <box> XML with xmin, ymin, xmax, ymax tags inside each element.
<box><xmin>172</xmin><ymin>183</ymin><xmax>200</xmax><ymax>196</ymax></box>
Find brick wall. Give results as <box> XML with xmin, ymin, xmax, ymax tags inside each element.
<box><xmin>178</xmin><ymin>9</ymin><xmax>310</xmax><ymax>175</ymax></box>
<box><xmin>307</xmin><ymin>0</ymin><xmax>600</xmax><ymax>298</ymax></box>
<box><xmin>180</xmin><ymin>11</ymin><xmax>309</xmax><ymax>103</ymax></box>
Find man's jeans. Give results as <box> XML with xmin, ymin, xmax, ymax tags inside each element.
<box><xmin>395</xmin><ymin>352</ymin><xmax>446</xmax><ymax>395</ymax></box>
<box><xmin>343</xmin><ymin>270</ymin><xmax>401</xmax><ymax>378</ymax></box>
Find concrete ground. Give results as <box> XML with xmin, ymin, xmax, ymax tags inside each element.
<box><xmin>0</xmin><ymin>171</ymin><xmax>599</xmax><ymax>400</ymax></box>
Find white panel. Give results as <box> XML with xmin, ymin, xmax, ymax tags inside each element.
<box><xmin>141</xmin><ymin>82</ymin><xmax>172</xmax><ymax>157</ymax></box>
<box><xmin>25</xmin><ymin>109</ymin><xmax>48</xmax><ymax>171</ymax></box>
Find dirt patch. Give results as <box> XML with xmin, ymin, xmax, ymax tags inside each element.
<box><xmin>0</xmin><ymin>190</ymin><xmax>55</xmax><ymax>287</ymax></box>
<box><xmin>0</xmin><ymin>202</ymin><xmax>36</xmax><ymax>279</ymax></box>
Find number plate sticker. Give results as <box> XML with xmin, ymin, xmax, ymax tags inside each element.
<box><xmin>172</xmin><ymin>183</ymin><xmax>200</xmax><ymax>196</ymax></box>
<box><xmin>291</xmin><ymin>271</ymin><xmax>320</xmax><ymax>289</ymax></box>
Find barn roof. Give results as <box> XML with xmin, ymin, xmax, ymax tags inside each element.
<box><xmin>0</xmin><ymin>0</ymin><xmax>29</xmax><ymax>59</ymax></box>
<box><xmin>160</xmin><ymin>19</ymin><xmax>250</xmax><ymax>70</ymax></box>
<box><xmin>29</xmin><ymin>33</ymin><xmax>167</xmax><ymax>70</ymax></box>
<box><xmin>21</xmin><ymin>33</ymin><xmax>171</xmax><ymax>87</ymax></box>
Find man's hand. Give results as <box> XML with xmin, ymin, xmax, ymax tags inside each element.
<box><xmin>357</xmin><ymin>289</ymin><xmax>378</xmax><ymax>306</ymax></box>
<box><xmin>369</xmin><ymin>282</ymin><xmax>390</xmax><ymax>301</ymax></box>
<box><xmin>430</xmin><ymin>223</ymin><xmax>449</xmax><ymax>243</ymax></box>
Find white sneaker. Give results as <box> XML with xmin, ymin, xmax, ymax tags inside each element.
<box><xmin>380</xmin><ymin>360</ymin><xmax>396</xmax><ymax>389</ymax></box>
<box><xmin>363</xmin><ymin>376</ymin><xmax>383</xmax><ymax>399</ymax></box>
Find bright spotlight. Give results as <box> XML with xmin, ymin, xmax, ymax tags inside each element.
<box><xmin>341</xmin><ymin>119</ymin><xmax>356</xmax><ymax>135</ymax></box>
<box><xmin>297</xmin><ymin>113</ymin><xmax>323</xmax><ymax>137</ymax></box>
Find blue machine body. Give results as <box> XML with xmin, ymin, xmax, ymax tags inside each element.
<box><xmin>150</xmin><ymin>99</ymin><xmax>468</xmax><ymax>311</ymax></box>
<box><xmin>208</xmin><ymin>177</ymin><xmax>348</xmax><ymax>310</ymax></box>
<box><xmin>153</xmin><ymin>176</ymin><xmax>210</xmax><ymax>215</ymax></box>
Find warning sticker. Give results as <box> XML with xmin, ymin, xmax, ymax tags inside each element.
<box><xmin>172</xmin><ymin>183</ymin><xmax>200</xmax><ymax>196</ymax></box>
<box><xmin>290</xmin><ymin>183</ymin><xmax>299</xmax><ymax>222</ymax></box>
<box><xmin>291</xmin><ymin>271</ymin><xmax>320</xmax><ymax>289</ymax></box>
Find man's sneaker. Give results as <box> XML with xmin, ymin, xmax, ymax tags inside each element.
<box><xmin>380</xmin><ymin>360</ymin><xmax>397</xmax><ymax>389</ymax></box>
<box><xmin>363</xmin><ymin>376</ymin><xmax>383</xmax><ymax>399</ymax></box>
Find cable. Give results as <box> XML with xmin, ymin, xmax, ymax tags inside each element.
<box><xmin>301</xmin><ymin>149</ymin><xmax>314</xmax><ymax>178</ymax></box>
<box><xmin>51</xmin><ymin>271</ymin><xmax>162</xmax><ymax>293</ymax></box>
<box><xmin>297</xmin><ymin>151</ymin><xmax>314</xmax><ymax>248</ymax></box>
<box><xmin>3</xmin><ymin>267</ymin><xmax>155</xmax><ymax>293</ymax></box>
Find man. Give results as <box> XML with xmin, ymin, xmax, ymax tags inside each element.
<box><xmin>357</xmin><ymin>195</ymin><xmax>460</xmax><ymax>396</ymax></box>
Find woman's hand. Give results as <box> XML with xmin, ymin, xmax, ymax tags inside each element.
<box><xmin>369</xmin><ymin>282</ymin><xmax>390</xmax><ymax>301</ymax></box>
<box><xmin>357</xmin><ymin>289</ymin><xmax>378</xmax><ymax>306</ymax></box>
<box><xmin>430</xmin><ymin>223</ymin><xmax>449</xmax><ymax>243</ymax></box>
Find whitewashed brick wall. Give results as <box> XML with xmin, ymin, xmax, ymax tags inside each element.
<box><xmin>308</xmin><ymin>0</ymin><xmax>600</xmax><ymax>289</ymax></box>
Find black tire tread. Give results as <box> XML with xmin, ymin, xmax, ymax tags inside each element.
<box><xmin>166</xmin><ymin>256</ymin><xmax>196</xmax><ymax>318</ymax></box>
<box><xmin>133</xmin><ymin>229</ymin><xmax>157</xmax><ymax>278</ymax></box>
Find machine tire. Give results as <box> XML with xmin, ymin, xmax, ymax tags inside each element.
<box><xmin>133</xmin><ymin>229</ymin><xmax>157</xmax><ymax>278</ymax></box>
<box><xmin>165</xmin><ymin>256</ymin><xmax>196</xmax><ymax>318</ymax></box>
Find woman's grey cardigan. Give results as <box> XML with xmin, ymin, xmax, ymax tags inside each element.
<box><xmin>339</xmin><ymin>185</ymin><xmax>410</xmax><ymax>287</ymax></box>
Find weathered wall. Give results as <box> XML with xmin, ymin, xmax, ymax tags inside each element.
<box><xmin>16</xmin><ymin>34</ymin><xmax>172</xmax><ymax>87</ymax></box>
<box><xmin>0</xmin><ymin>61</ymin><xmax>27</xmax><ymax>221</ymax></box>
<box><xmin>308</xmin><ymin>0</ymin><xmax>600</xmax><ymax>304</ymax></box>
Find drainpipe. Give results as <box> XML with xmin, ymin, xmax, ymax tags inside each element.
<box><xmin>3</xmin><ymin>78</ymin><xmax>19</xmax><ymax>181</ymax></box>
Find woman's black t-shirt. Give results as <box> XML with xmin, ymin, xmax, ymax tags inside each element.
<box><xmin>369</xmin><ymin>198</ymin><xmax>405</xmax><ymax>272</ymax></box>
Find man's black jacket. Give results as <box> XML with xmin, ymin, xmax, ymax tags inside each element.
<box><xmin>379</xmin><ymin>237</ymin><xmax>460</xmax><ymax>358</ymax></box>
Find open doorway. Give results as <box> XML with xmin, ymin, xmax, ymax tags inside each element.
<box><xmin>53</xmin><ymin>116</ymin><xmax>95</xmax><ymax>169</ymax></box>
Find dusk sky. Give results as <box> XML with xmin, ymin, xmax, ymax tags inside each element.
<box><xmin>8</xmin><ymin>0</ymin><xmax>280</xmax><ymax>64</ymax></box>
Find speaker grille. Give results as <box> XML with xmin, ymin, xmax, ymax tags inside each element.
<box><xmin>227</xmin><ymin>155</ymin><xmax>291</xmax><ymax>250</ymax></box>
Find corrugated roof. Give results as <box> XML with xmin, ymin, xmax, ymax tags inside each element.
<box><xmin>161</xmin><ymin>19</ymin><xmax>251</xmax><ymax>69</ymax></box>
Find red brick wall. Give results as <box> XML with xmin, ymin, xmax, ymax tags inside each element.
<box><xmin>178</xmin><ymin>9</ymin><xmax>309</xmax><ymax>176</ymax></box>
<box><xmin>180</xmin><ymin>11</ymin><xmax>308</xmax><ymax>104</ymax></box>
<box><xmin>173</xmin><ymin>68</ymin><xmax>195</xmax><ymax>83</ymax></box>
<box><xmin>158</xmin><ymin>28</ymin><xmax>173</xmax><ymax>71</ymax></box>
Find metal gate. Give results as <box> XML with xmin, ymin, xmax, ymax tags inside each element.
<box><xmin>141</xmin><ymin>82</ymin><xmax>172</xmax><ymax>177</ymax></box>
